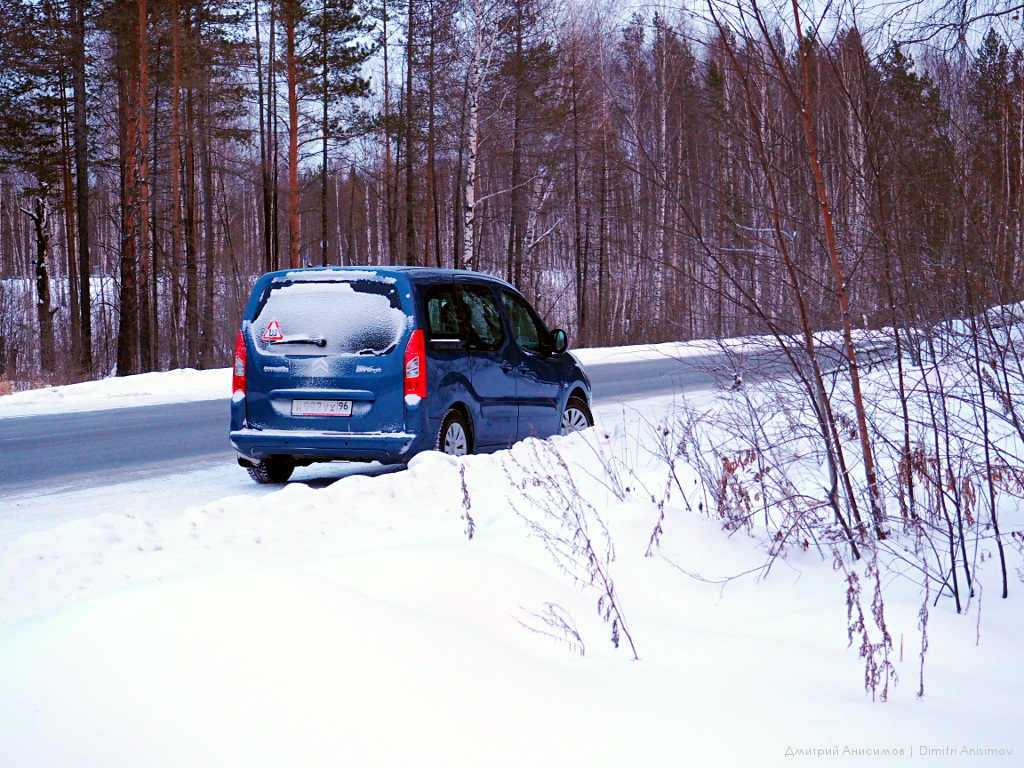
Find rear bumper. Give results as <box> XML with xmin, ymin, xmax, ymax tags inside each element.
<box><xmin>230</xmin><ymin>427</ymin><xmax>428</xmax><ymax>464</ymax></box>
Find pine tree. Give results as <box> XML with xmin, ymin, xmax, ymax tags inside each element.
<box><xmin>300</xmin><ymin>0</ymin><xmax>371</xmax><ymax>266</ymax></box>
<box><xmin>876</xmin><ymin>43</ymin><xmax>956</xmax><ymax>315</ymax></box>
<box><xmin>967</xmin><ymin>28</ymin><xmax>1017</xmax><ymax>296</ymax></box>
<box><xmin>0</xmin><ymin>0</ymin><xmax>71</xmax><ymax>374</ymax></box>
<box><xmin>277</xmin><ymin>0</ymin><xmax>370</xmax><ymax>268</ymax></box>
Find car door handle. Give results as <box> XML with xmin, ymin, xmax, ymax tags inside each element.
<box><xmin>500</xmin><ymin>362</ymin><xmax>531</xmax><ymax>375</ymax></box>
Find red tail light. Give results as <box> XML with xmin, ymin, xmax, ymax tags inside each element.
<box><xmin>404</xmin><ymin>329</ymin><xmax>427</xmax><ymax>399</ymax></box>
<box><xmin>232</xmin><ymin>330</ymin><xmax>246</xmax><ymax>395</ymax></box>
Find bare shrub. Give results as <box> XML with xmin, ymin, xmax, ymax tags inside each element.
<box><xmin>833</xmin><ymin>543</ymin><xmax>899</xmax><ymax>701</ymax></box>
<box><xmin>515</xmin><ymin>603</ymin><xmax>586</xmax><ymax>657</ymax></box>
<box><xmin>504</xmin><ymin>439</ymin><xmax>639</xmax><ymax>660</ymax></box>
<box><xmin>459</xmin><ymin>463</ymin><xmax>475</xmax><ymax>541</ymax></box>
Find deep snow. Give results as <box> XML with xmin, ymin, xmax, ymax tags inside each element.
<box><xmin>0</xmin><ymin>351</ymin><xmax>1021</xmax><ymax>767</ymax></box>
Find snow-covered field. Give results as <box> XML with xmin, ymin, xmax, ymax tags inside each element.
<box><xmin>0</xmin><ymin>352</ymin><xmax>1021</xmax><ymax>767</ymax></box>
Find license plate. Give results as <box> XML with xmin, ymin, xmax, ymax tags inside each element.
<box><xmin>291</xmin><ymin>399</ymin><xmax>353</xmax><ymax>417</ymax></box>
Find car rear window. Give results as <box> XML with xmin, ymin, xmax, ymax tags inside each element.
<box><xmin>252</xmin><ymin>279</ymin><xmax>407</xmax><ymax>355</ymax></box>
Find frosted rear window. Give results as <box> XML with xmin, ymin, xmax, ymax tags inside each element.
<box><xmin>253</xmin><ymin>280</ymin><xmax>407</xmax><ymax>355</ymax></box>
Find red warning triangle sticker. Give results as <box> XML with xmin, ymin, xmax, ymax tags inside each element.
<box><xmin>262</xmin><ymin>319</ymin><xmax>284</xmax><ymax>341</ymax></box>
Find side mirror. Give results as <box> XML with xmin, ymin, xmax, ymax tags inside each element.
<box><xmin>550</xmin><ymin>328</ymin><xmax>568</xmax><ymax>355</ymax></box>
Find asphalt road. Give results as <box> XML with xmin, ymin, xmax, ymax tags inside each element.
<box><xmin>0</xmin><ymin>351</ymin><xmax>770</xmax><ymax>494</ymax></box>
<box><xmin>1</xmin><ymin>399</ymin><xmax>230</xmax><ymax>494</ymax></box>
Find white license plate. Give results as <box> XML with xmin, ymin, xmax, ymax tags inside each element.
<box><xmin>291</xmin><ymin>399</ymin><xmax>353</xmax><ymax>417</ymax></box>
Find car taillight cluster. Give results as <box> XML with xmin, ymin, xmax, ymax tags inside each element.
<box><xmin>232</xmin><ymin>330</ymin><xmax>246</xmax><ymax>394</ymax></box>
<box><xmin>403</xmin><ymin>329</ymin><xmax>427</xmax><ymax>399</ymax></box>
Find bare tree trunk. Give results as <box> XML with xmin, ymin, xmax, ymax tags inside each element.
<box><xmin>347</xmin><ymin>164</ymin><xmax>358</xmax><ymax>264</ymax></box>
<box><xmin>652</xmin><ymin>23</ymin><xmax>667</xmax><ymax>336</ymax></box>
<box><xmin>381</xmin><ymin>0</ymin><xmax>397</xmax><ymax>263</ymax></box>
<box><xmin>968</xmin><ymin>311</ymin><xmax>1009</xmax><ymax>598</ymax></box>
<box><xmin>270</xmin><ymin>0</ymin><xmax>281</xmax><ymax>270</ymax></box>
<box><xmin>320</xmin><ymin>0</ymin><xmax>330</xmax><ymax>267</ymax></box>
<box><xmin>116</xmin><ymin>18</ymin><xmax>141</xmax><ymax>377</ymax></box>
<box><xmin>255</xmin><ymin>0</ymin><xmax>274</xmax><ymax>274</ymax></box>
<box><xmin>184</xmin><ymin>86</ymin><xmax>200</xmax><ymax>367</ymax></box>
<box><xmin>58</xmin><ymin>69</ymin><xmax>81</xmax><ymax>357</ymax></box>
<box><xmin>138</xmin><ymin>0</ymin><xmax>153</xmax><ymax>371</ymax></box>
<box><xmin>790</xmin><ymin>0</ymin><xmax>884</xmax><ymax>536</ymax></box>
<box><xmin>404</xmin><ymin>0</ymin><xmax>417</xmax><ymax>265</ymax></box>
<box><xmin>169</xmin><ymin>0</ymin><xmax>184</xmax><ymax>368</ymax></box>
<box><xmin>572</xmin><ymin>52</ymin><xmax>586</xmax><ymax>344</ymax></box>
<box><xmin>505</xmin><ymin>6</ymin><xmax>525</xmax><ymax>288</ymax></box>
<box><xmin>149</xmin><ymin>65</ymin><xmax>162</xmax><ymax>367</ymax></box>
<box><xmin>70</xmin><ymin>0</ymin><xmax>93</xmax><ymax>374</ymax></box>
<box><xmin>20</xmin><ymin>195</ymin><xmax>57</xmax><ymax>373</ymax></box>
<box><xmin>286</xmin><ymin>5</ymin><xmax>301</xmax><ymax>269</ymax></box>
<box><xmin>426</xmin><ymin>7</ymin><xmax>439</xmax><ymax>268</ymax></box>
<box><xmin>453</xmin><ymin>69</ymin><xmax>468</xmax><ymax>269</ymax></box>
<box><xmin>198</xmin><ymin>83</ymin><xmax>217</xmax><ymax>367</ymax></box>
<box><xmin>462</xmin><ymin>0</ymin><xmax>486</xmax><ymax>270</ymax></box>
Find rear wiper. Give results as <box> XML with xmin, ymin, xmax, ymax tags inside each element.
<box><xmin>270</xmin><ymin>334</ymin><xmax>327</xmax><ymax>347</ymax></box>
<box><xmin>354</xmin><ymin>342</ymin><xmax>397</xmax><ymax>356</ymax></box>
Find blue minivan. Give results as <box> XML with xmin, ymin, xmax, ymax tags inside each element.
<box><xmin>230</xmin><ymin>266</ymin><xmax>593</xmax><ymax>483</ymax></box>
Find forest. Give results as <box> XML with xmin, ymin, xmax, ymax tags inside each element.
<box><xmin>0</xmin><ymin>0</ymin><xmax>1021</xmax><ymax>382</ymax></box>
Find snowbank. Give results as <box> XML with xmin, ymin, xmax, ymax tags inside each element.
<box><xmin>0</xmin><ymin>380</ymin><xmax>1020</xmax><ymax>766</ymax></box>
<box><xmin>0</xmin><ymin>368</ymin><xmax>231</xmax><ymax>418</ymax></box>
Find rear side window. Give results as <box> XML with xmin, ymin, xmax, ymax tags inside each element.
<box><xmin>425</xmin><ymin>285</ymin><xmax>464</xmax><ymax>341</ymax></box>
<box><xmin>460</xmin><ymin>284</ymin><xmax>505</xmax><ymax>350</ymax></box>
<box><xmin>252</xmin><ymin>279</ymin><xmax>407</xmax><ymax>355</ymax></box>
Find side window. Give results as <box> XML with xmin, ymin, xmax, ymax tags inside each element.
<box><xmin>425</xmin><ymin>285</ymin><xmax>463</xmax><ymax>341</ymax></box>
<box><xmin>459</xmin><ymin>284</ymin><xmax>505</xmax><ymax>350</ymax></box>
<box><xmin>501</xmin><ymin>291</ymin><xmax>545</xmax><ymax>355</ymax></box>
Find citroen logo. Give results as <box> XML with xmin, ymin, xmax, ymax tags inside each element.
<box><xmin>308</xmin><ymin>358</ymin><xmax>330</xmax><ymax>376</ymax></box>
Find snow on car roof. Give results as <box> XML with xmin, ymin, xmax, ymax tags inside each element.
<box><xmin>276</xmin><ymin>269</ymin><xmax>398</xmax><ymax>284</ymax></box>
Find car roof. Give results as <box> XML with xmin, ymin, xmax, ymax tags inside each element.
<box><xmin>260</xmin><ymin>265</ymin><xmax>516</xmax><ymax>291</ymax></box>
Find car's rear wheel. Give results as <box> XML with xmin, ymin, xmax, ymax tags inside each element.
<box><xmin>246</xmin><ymin>457</ymin><xmax>295</xmax><ymax>484</ymax></box>
<box><xmin>437</xmin><ymin>409</ymin><xmax>471</xmax><ymax>456</ymax></box>
<box><xmin>559</xmin><ymin>396</ymin><xmax>593</xmax><ymax>435</ymax></box>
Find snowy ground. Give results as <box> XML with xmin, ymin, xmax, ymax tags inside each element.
<box><xmin>0</xmin><ymin>352</ymin><xmax>1021</xmax><ymax>767</ymax></box>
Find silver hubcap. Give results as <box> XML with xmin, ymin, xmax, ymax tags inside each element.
<box><xmin>560</xmin><ymin>407</ymin><xmax>590</xmax><ymax>435</ymax></box>
<box><xmin>443</xmin><ymin>422</ymin><xmax>468</xmax><ymax>455</ymax></box>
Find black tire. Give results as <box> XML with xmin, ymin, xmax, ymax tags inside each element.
<box><xmin>246</xmin><ymin>457</ymin><xmax>295</xmax><ymax>484</ymax></box>
<box><xmin>436</xmin><ymin>409</ymin><xmax>471</xmax><ymax>456</ymax></box>
<box><xmin>559</xmin><ymin>396</ymin><xmax>593</xmax><ymax>436</ymax></box>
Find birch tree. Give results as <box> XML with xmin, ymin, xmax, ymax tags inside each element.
<box><xmin>461</xmin><ymin>0</ymin><xmax>498</xmax><ymax>269</ymax></box>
